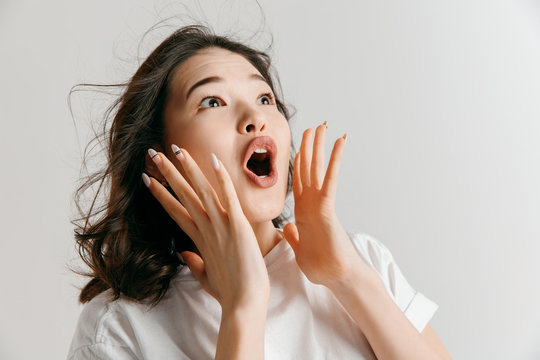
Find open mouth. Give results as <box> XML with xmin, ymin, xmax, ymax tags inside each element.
<box><xmin>242</xmin><ymin>136</ymin><xmax>278</xmax><ymax>188</ymax></box>
<box><xmin>246</xmin><ymin>148</ymin><xmax>271</xmax><ymax>177</ymax></box>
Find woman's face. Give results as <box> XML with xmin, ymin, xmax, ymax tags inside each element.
<box><xmin>162</xmin><ymin>47</ymin><xmax>291</xmax><ymax>224</ymax></box>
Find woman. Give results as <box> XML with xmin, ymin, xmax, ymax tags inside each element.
<box><xmin>68</xmin><ymin>24</ymin><xmax>452</xmax><ymax>359</ymax></box>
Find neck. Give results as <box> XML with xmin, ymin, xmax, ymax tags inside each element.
<box><xmin>250</xmin><ymin>220</ymin><xmax>284</xmax><ymax>258</ymax></box>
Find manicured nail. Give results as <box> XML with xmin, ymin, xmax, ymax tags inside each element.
<box><xmin>171</xmin><ymin>144</ymin><xmax>185</xmax><ymax>161</ymax></box>
<box><xmin>142</xmin><ymin>173</ymin><xmax>151</xmax><ymax>187</ymax></box>
<box><xmin>342</xmin><ymin>133</ymin><xmax>347</xmax><ymax>141</ymax></box>
<box><xmin>148</xmin><ymin>148</ymin><xmax>161</xmax><ymax>164</ymax></box>
<box><xmin>323</xmin><ymin>121</ymin><xmax>328</xmax><ymax>128</ymax></box>
<box><xmin>211</xmin><ymin>153</ymin><xmax>220</xmax><ymax>170</ymax></box>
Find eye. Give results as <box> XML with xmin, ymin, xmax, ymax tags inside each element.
<box><xmin>200</xmin><ymin>96</ymin><xmax>224</xmax><ymax>108</ymax></box>
<box><xmin>257</xmin><ymin>93</ymin><xmax>274</xmax><ymax>105</ymax></box>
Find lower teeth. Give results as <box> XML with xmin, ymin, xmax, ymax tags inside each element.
<box><xmin>259</xmin><ymin>175</ymin><xmax>268</xmax><ymax>178</ymax></box>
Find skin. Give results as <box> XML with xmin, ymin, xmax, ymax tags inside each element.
<box><xmin>148</xmin><ymin>47</ymin><xmax>290</xmax><ymax>258</ymax></box>
<box><xmin>144</xmin><ymin>46</ymin><xmax>452</xmax><ymax>359</ymax></box>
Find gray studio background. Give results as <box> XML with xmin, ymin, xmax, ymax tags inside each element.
<box><xmin>1</xmin><ymin>0</ymin><xmax>539</xmax><ymax>359</ymax></box>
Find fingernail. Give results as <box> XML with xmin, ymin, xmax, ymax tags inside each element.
<box><xmin>142</xmin><ymin>173</ymin><xmax>151</xmax><ymax>187</ymax></box>
<box><xmin>323</xmin><ymin>121</ymin><xmax>328</xmax><ymax>128</ymax></box>
<box><xmin>342</xmin><ymin>133</ymin><xmax>347</xmax><ymax>141</ymax></box>
<box><xmin>211</xmin><ymin>153</ymin><xmax>220</xmax><ymax>170</ymax></box>
<box><xmin>148</xmin><ymin>148</ymin><xmax>161</xmax><ymax>164</ymax></box>
<box><xmin>171</xmin><ymin>144</ymin><xmax>185</xmax><ymax>161</ymax></box>
<box><xmin>178</xmin><ymin>252</ymin><xmax>185</xmax><ymax>263</ymax></box>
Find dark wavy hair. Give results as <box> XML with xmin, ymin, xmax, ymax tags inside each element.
<box><xmin>71</xmin><ymin>24</ymin><xmax>295</xmax><ymax>307</ymax></box>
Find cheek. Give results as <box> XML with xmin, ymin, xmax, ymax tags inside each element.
<box><xmin>167</xmin><ymin>121</ymin><xmax>213</xmax><ymax>155</ymax></box>
<box><xmin>170</xmin><ymin>124</ymin><xmax>236</xmax><ymax>177</ymax></box>
<box><xmin>277</xmin><ymin>121</ymin><xmax>291</xmax><ymax>161</ymax></box>
<box><xmin>275</xmin><ymin>121</ymin><xmax>291</xmax><ymax>190</ymax></box>
<box><xmin>164</xmin><ymin>125</ymin><xmax>212</xmax><ymax>181</ymax></box>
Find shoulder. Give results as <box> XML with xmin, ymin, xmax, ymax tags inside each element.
<box><xmin>71</xmin><ymin>290</ymin><xmax>117</xmax><ymax>344</ymax></box>
<box><xmin>67</xmin><ymin>290</ymin><xmax>143</xmax><ymax>359</ymax></box>
<box><xmin>346</xmin><ymin>231</ymin><xmax>415</xmax><ymax>306</ymax></box>
<box><xmin>346</xmin><ymin>231</ymin><xmax>395</xmax><ymax>269</ymax></box>
<box><xmin>67</xmin><ymin>277</ymin><xmax>193</xmax><ymax>359</ymax></box>
<box><xmin>346</xmin><ymin>230</ymin><xmax>410</xmax><ymax>293</ymax></box>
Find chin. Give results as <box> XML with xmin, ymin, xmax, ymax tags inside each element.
<box><xmin>243</xmin><ymin>197</ymin><xmax>286</xmax><ymax>224</ymax></box>
<box><xmin>236</xmin><ymin>158</ymin><xmax>289</xmax><ymax>224</ymax></box>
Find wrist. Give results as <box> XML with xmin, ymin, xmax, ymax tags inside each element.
<box><xmin>326</xmin><ymin>264</ymin><xmax>381</xmax><ymax>295</ymax></box>
<box><xmin>217</xmin><ymin>301</ymin><xmax>267</xmax><ymax>360</ymax></box>
<box><xmin>222</xmin><ymin>298</ymin><xmax>269</xmax><ymax>319</ymax></box>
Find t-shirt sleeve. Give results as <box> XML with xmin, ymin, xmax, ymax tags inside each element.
<box><xmin>67</xmin><ymin>292</ymin><xmax>142</xmax><ymax>360</ymax></box>
<box><xmin>347</xmin><ymin>231</ymin><xmax>439</xmax><ymax>333</ymax></box>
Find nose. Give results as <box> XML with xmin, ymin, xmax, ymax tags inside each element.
<box><xmin>237</xmin><ymin>105</ymin><xmax>267</xmax><ymax>134</ymax></box>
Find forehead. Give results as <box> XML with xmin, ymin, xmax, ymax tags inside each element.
<box><xmin>169</xmin><ymin>47</ymin><xmax>263</xmax><ymax>97</ymax></box>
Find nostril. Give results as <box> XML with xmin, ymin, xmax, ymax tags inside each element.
<box><xmin>245</xmin><ymin>124</ymin><xmax>255</xmax><ymax>132</ymax></box>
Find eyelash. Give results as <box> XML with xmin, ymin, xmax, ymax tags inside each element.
<box><xmin>198</xmin><ymin>92</ymin><xmax>275</xmax><ymax>107</ymax></box>
<box><xmin>259</xmin><ymin>92</ymin><xmax>275</xmax><ymax>104</ymax></box>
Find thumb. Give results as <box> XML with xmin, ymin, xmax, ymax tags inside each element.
<box><xmin>178</xmin><ymin>251</ymin><xmax>209</xmax><ymax>290</ymax></box>
<box><xmin>283</xmin><ymin>222</ymin><xmax>300</xmax><ymax>253</ymax></box>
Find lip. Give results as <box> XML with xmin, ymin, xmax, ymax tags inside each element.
<box><xmin>242</xmin><ymin>136</ymin><xmax>278</xmax><ymax>188</ymax></box>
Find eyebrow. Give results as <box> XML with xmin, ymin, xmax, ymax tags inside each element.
<box><xmin>185</xmin><ymin>73</ymin><xmax>269</xmax><ymax>101</ymax></box>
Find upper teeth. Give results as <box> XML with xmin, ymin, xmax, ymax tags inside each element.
<box><xmin>254</xmin><ymin>148</ymin><xmax>267</xmax><ymax>153</ymax></box>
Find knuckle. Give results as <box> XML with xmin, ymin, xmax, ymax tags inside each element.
<box><xmin>222</xmin><ymin>193</ymin><xmax>233</xmax><ymax>210</ymax></box>
<box><xmin>171</xmin><ymin>211</ymin><xmax>186</xmax><ymax>227</ymax></box>
<box><xmin>181</xmin><ymin>160</ymin><xmax>197</xmax><ymax>176</ymax></box>
<box><xmin>198</xmin><ymin>188</ymin><xmax>213</xmax><ymax>203</ymax></box>
<box><xmin>160</xmin><ymin>163</ymin><xmax>173</xmax><ymax>178</ymax></box>
<box><xmin>219</xmin><ymin>210</ymin><xmax>230</xmax><ymax>224</ymax></box>
<box><xmin>217</xmin><ymin>173</ymin><xmax>228</xmax><ymax>187</ymax></box>
<box><xmin>150</xmin><ymin>186</ymin><xmax>166</xmax><ymax>202</ymax></box>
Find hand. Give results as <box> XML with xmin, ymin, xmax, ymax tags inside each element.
<box><xmin>144</xmin><ymin>146</ymin><xmax>270</xmax><ymax>312</ymax></box>
<box><xmin>282</xmin><ymin>123</ymin><xmax>372</xmax><ymax>289</ymax></box>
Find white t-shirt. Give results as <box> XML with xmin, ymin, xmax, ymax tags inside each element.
<box><xmin>67</xmin><ymin>231</ymin><xmax>439</xmax><ymax>359</ymax></box>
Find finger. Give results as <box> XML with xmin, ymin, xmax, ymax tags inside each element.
<box><xmin>300</xmin><ymin>128</ymin><xmax>314</xmax><ymax>187</ymax></box>
<box><xmin>148</xmin><ymin>149</ymin><xmax>209</xmax><ymax>230</ymax></box>
<box><xmin>171</xmin><ymin>147</ymin><xmax>227</xmax><ymax>228</ymax></box>
<box><xmin>311</xmin><ymin>121</ymin><xmax>327</xmax><ymax>189</ymax></box>
<box><xmin>143</xmin><ymin>173</ymin><xmax>198</xmax><ymax>240</ymax></box>
<box><xmin>292</xmin><ymin>151</ymin><xmax>302</xmax><ymax>200</ymax></box>
<box><xmin>179</xmin><ymin>251</ymin><xmax>217</xmax><ymax>300</ymax></box>
<box><xmin>321</xmin><ymin>134</ymin><xmax>347</xmax><ymax>200</ymax></box>
<box><xmin>283</xmin><ymin>223</ymin><xmax>300</xmax><ymax>254</ymax></box>
<box><xmin>210</xmin><ymin>153</ymin><xmax>245</xmax><ymax>224</ymax></box>
<box><xmin>180</xmin><ymin>251</ymin><xmax>205</xmax><ymax>281</ymax></box>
